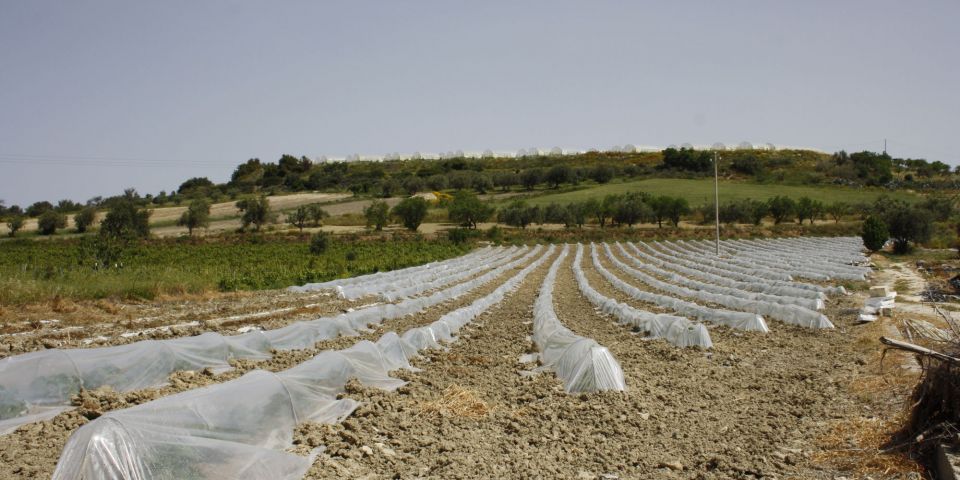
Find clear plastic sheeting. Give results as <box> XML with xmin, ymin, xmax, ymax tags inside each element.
<box><xmin>287</xmin><ymin>246</ymin><xmax>496</xmax><ymax>294</ymax></box>
<box><xmin>572</xmin><ymin>244</ymin><xmax>711</xmax><ymax>349</ymax></box>
<box><xmin>650</xmin><ymin>240</ymin><xmax>844</xmax><ymax>296</ymax></box>
<box><xmin>591</xmin><ymin>243</ymin><xmax>769</xmax><ymax>332</ymax></box>
<box><xmin>629</xmin><ymin>242</ymin><xmax>826</xmax><ymax>301</ymax></box>
<box><xmin>1</xmin><ymin>245</ymin><xmax>545</xmax><ymax>434</ymax></box>
<box><xmin>612</xmin><ymin>243</ymin><xmax>834</xmax><ymax>329</ymax></box>
<box><xmin>337</xmin><ymin>246</ymin><xmax>520</xmax><ymax>301</ymax></box>
<box><xmin>531</xmin><ymin>245</ymin><xmax>627</xmax><ymax>393</ymax></box>
<box><xmin>618</xmin><ymin>242</ymin><xmax>822</xmax><ymax>310</ymax></box>
<box><xmin>53</xmin><ymin>245</ymin><xmax>555</xmax><ymax>480</ymax></box>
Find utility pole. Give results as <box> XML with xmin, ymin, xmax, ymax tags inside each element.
<box><xmin>884</xmin><ymin>138</ymin><xmax>887</xmax><ymax>155</ymax></box>
<box><xmin>714</xmin><ymin>151</ymin><xmax>720</xmax><ymax>256</ymax></box>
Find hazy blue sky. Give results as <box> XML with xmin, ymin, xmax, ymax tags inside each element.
<box><xmin>1</xmin><ymin>1</ymin><xmax>958</xmax><ymax>206</ymax></box>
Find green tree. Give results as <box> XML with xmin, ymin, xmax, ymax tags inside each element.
<box><xmin>589</xmin><ymin>165</ymin><xmax>615</xmax><ymax>184</ymax></box>
<box><xmin>100</xmin><ymin>193</ymin><xmax>151</xmax><ymax>239</ymax></box>
<box><xmin>567</xmin><ymin>203</ymin><xmax>588</xmax><ymax>228</ymax></box>
<box><xmin>767</xmin><ymin>196</ymin><xmax>796</xmax><ymax>225</ymax></box>
<box><xmin>498</xmin><ymin>200</ymin><xmax>540</xmax><ymax>229</ymax></box>
<box><xmin>520</xmin><ymin>169</ymin><xmax>543</xmax><ymax>191</ymax></box>
<box><xmin>492</xmin><ymin>172</ymin><xmax>519</xmax><ymax>191</ymax></box>
<box><xmin>177</xmin><ymin>199</ymin><xmax>211</xmax><ymax>235</ymax></box>
<box><xmin>236</xmin><ymin>196</ymin><xmax>274</xmax><ymax>231</ymax></box>
<box><xmin>886</xmin><ymin>206</ymin><xmax>933</xmax><ymax>254</ymax></box>
<box><xmin>545</xmin><ymin>165</ymin><xmax>573</xmax><ymax>188</ymax></box>
<box><xmin>402</xmin><ymin>177</ymin><xmax>425</xmax><ymax>196</ymax></box>
<box><xmin>795</xmin><ymin>197</ymin><xmax>823</xmax><ymax>225</ymax></box>
<box><xmin>307</xmin><ymin>204</ymin><xmax>330</xmax><ymax>226</ymax></box>
<box><xmin>364</xmin><ymin>200</ymin><xmax>390</xmax><ymax>231</ymax></box>
<box><xmin>38</xmin><ymin>210</ymin><xmax>67</xmax><ymax>235</ymax></box>
<box><xmin>861</xmin><ymin>216</ymin><xmax>889</xmax><ymax>252</ymax></box>
<box><xmin>745</xmin><ymin>199</ymin><xmax>769</xmax><ymax>226</ymax></box>
<box><xmin>73</xmin><ymin>207</ymin><xmax>97</xmax><ymax>233</ymax></box>
<box><xmin>612</xmin><ymin>193</ymin><xmax>651</xmax><ymax>227</ymax></box>
<box><xmin>6</xmin><ymin>215</ymin><xmax>24</xmax><ymax>237</ymax></box>
<box><xmin>391</xmin><ymin>197</ymin><xmax>429</xmax><ymax>231</ymax></box>
<box><xmin>288</xmin><ymin>205</ymin><xmax>310</xmax><ymax>232</ymax></box>
<box><xmin>664</xmin><ymin>197</ymin><xmax>690</xmax><ymax>227</ymax></box>
<box><xmin>825</xmin><ymin>202</ymin><xmax>850</xmax><ymax>223</ymax></box>
<box><xmin>448</xmin><ymin>190</ymin><xmax>494</xmax><ymax>229</ymax></box>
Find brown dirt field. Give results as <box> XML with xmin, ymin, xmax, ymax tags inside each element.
<box><xmin>0</xmin><ymin>246</ymin><xmax>933</xmax><ymax>479</ymax></box>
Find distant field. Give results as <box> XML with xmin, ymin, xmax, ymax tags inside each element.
<box><xmin>518</xmin><ymin>178</ymin><xmax>921</xmax><ymax>207</ymax></box>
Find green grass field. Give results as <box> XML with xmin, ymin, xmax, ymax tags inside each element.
<box><xmin>518</xmin><ymin>178</ymin><xmax>920</xmax><ymax>207</ymax></box>
<box><xmin>0</xmin><ymin>236</ymin><xmax>469</xmax><ymax>305</ymax></box>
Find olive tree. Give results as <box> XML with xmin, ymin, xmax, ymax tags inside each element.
<box><xmin>391</xmin><ymin>197</ymin><xmax>429</xmax><ymax>231</ymax></box>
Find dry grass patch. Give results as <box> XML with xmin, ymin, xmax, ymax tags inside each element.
<box><xmin>419</xmin><ymin>385</ymin><xmax>491</xmax><ymax>419</ymax></box>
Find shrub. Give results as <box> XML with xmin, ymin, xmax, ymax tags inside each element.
<box><xmin>6</xmin><ymin>215</ymin><xmax>25</xmax><ymax>237</ymax></box>
<box><xmin>74</xmin><ymin>207</ymin><xmax>97</xmax><ymax>233</ymax></box>
<box><xmin>37</xmin><ymin>210</ymin><xmax>67</xmax><ymax>235</ymax></box>
<box><xmin>861</xmin><ymin>216</ymin><xmax>889</xmax><ymax>252</ymax></box>
<box><xmin>309</xmin><ymin>232</ymin><xmax>330</xmax><ymax>255</ymax></box>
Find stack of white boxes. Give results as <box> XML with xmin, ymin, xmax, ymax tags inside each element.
<box><xmin>859</xmin><ymin>285</ymin><xmax>896</xmax><ymax>322</ymax></box>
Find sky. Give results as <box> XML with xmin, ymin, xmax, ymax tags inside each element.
<box><xmin>1</xmin><ymin>1</ymin><xmax>958</xmax><ymax>207</ymax></box>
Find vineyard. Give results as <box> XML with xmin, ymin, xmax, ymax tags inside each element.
<box><xmin>0</xmin><ymin>236</ymin><xmax>893</xmax><ymax>478</ymax></box>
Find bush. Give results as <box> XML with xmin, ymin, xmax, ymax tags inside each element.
<box><xmin>307</xmin><ymin>204</ymin><xmax>329</xmax><ymax>226</ymax></box>
<box><xmin>309</xmin><ymin>232</ymin><xmax>330</xmax><ymax>255</ymax></box>
<box><xmin>447</xmin><ymin>227</ymin><xmax>477</xmax><ymax>244</ymax></box>
<box><xmin>391</xmin><ymin>197</ymin><xmax>429</xmax><ymax>232</ymax></box>
<box><xmin>74</xmin><ymin>207</ymin><xmax>97</xmax><ymax>233</ymax></box>
<box><xmin>6</xmin><ymin>215</ymin><xmax>25</xmax><ymax>237</ymax></box>
<box><xmin>861</xmin><ymin>216</ymin><xmax>889</xmax><ymax>252</ymax></box>
<box><xmin>37</xmin><ymin>210</ymin><xmax>67</xmax><ymax>235</ymax></box>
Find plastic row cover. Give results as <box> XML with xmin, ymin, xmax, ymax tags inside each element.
<box><xmin>373</xmin><ymin>246</ymin><xmax>524</xmax><ymax>302</ymax></box>
<box><xmin>629</xmin><ymin>242</ymin><xmax>825</xmax><ymax>301</ymax></box>
<box><xmin>650</xmin><ymin>241</ymin><xmax>843</xmax><ymax>296</ymax></box>
<box><xmin>1</xmin><ymin>245</ymin><xmax>543</xmax><ymax>434</ymax></box>
<box><xmin>590</xmin><ymin>244</ymin><xmax>769</xmax><ymax>332</ymax></box>
<box><xmin>53</xmin><ymin>247</ymin><xmax>556</xmax><ymax>480</ymax></box>
<box><xmin>692</xmin><ymin>239</ymin><xmax>837</xmax><ymax>281</ymax></box>
<box><xmin>712</xmin><ymin>238</ymin><xmax>869</xmax><ymax>281</ymax></box>
<box><xmin>338</xmin><ymin>246</ymin><xmax>518</xmax><ymax>300</ymax></box>
<box><xmin>613</xmin><ymin>244</ymin><xmax>834</xmax><ymax>329</ymax></box>
<box><xmin>661</xmin><ymin>240</ymin><xmax>847</xmax><ymax>296</ymax></box>
<box><xmin>725</xmin><ymin>239</ymin><xmax>869</xmax><ymax>280</ymax></box>
<box><xmin>531</xmin><ymin>245</ymin><xmax>627</xmax><ymax>393</ymax></box>
<box><xmin>572</xmin><ymin>244</ymin><xmax>711</xmax><ymax>349</ymax></box>
<box><xmin>288</xmin><ymin>246</ymin><xmax>495</xmax><ymax>293</ymax></box>
<box><xmin>618</xmin><ymin>242</ymin><xmax>822</xmax><ymax>310</ymax></box>
<box><xmin>746</xmin><ymin>237</ymin><xmax>867</xmax><ymax>265</ymax></box>
<box><xmin>401</xmin><ymin>244</ymin><xmax>555</xmax><ymax>352</ymax></box>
